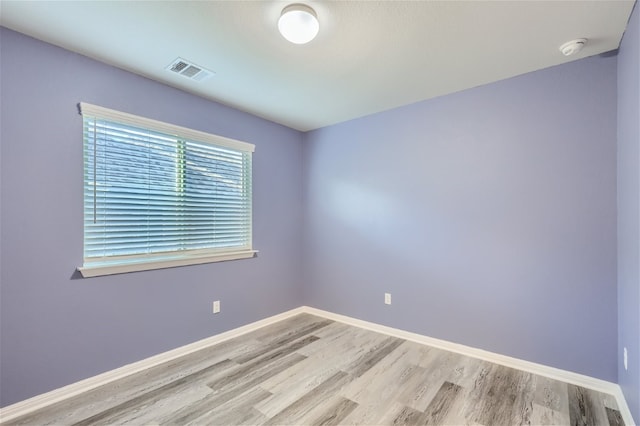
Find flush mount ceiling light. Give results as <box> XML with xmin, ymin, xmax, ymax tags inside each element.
<box><xmin>559</xmin><ymin>38</ymin><xmax>587</xmax><ymax>56</ymax></box>
<box><xmin>278</xmin><ymin>4</ymin><xmax>319</xmax><ymax>44</ymax></box>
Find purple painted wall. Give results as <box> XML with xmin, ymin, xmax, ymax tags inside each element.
<box><xmin>0</xmin><ymin>28</ymin><xmax>304</xmax><ymax>407</ymax></box>
<box><xmin>617</xmin><ymin>3</ymin><xmax>640</xmax><ymax>422</ymax></box>
<box><xmin>303</xmin><ymin>55</ymin><xmax>618</xmax><ymax>382</ymax></box>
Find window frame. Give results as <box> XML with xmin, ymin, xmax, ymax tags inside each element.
<box><xmin>77</xmin><ymin>103</ymin><xmax>256</xmax><ymax>278</ymax></box>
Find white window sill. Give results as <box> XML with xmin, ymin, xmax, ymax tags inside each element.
<box><xmin>77</xmin><ymin>250</ymin><xmax>258</xmax><ymax>278</ymax></box>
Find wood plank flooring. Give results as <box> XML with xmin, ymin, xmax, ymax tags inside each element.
<box><xmin>3</xmin><ymin>314</ymin><xmax>624</xmax><ymax>425</ymax></box>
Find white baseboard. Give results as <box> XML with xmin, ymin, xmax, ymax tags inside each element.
<box><xmin>301</xmin><ymin>306</ymin><xmax>637</xmax><ymax>426</ymax></box>
<box><xmin>1</xmin><ymin>305</ymin><xmax>636</xmax><ymax>426</ymax></box>
<box><xmin>0</xmin><ymin>307</ymin><xmax>306</xmax><ymax>423</ymax></box>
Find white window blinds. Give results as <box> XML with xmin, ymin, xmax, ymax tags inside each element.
<box><xmin>79</xmin><ymin>103</ymin><xmax>255</xmax><ymax>277</ymax></box>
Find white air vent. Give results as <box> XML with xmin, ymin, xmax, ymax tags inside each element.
<box><xmin>166</xmin><ymin>58</ymin><xmax>214</xmax><ymax>82</ymax></box>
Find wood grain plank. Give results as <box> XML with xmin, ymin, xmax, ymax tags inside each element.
<box><xmin>71</xmin><ymin>358</ymin><xmax>237</xmax><ymax>426</ymax></box>
<box><xmin>340</xmin><ymin>340</ymin><xmax>415</xmax><ymax>403</ymax></box>
<box><xmin>232</xmin><ymin>320</ymin><xmax>331</xmax><ymax>364</ymax></box>
<box><xmin>394</xmin><ymin>349</ymin><xmax>468</xmax><ymax>413</ymax></box>
<box><xmin>309</xmin><ymin>397</ymin><xmax>359</xmax><ymax>426</ymax></box>
<box><xmin>606</xmin><ymin>406</ymin><xmax>625</xmax><ymax>426</ymax></box>
<box><xmin>208</xmin><ymin>335</ymin><xmax>318</xmax><ymax>390</ymax></box>
<box><xmin>260</xmin><ymin>325</ymin><xmax>388</xmax><ymax>399</ymax></box>
<box><xmin>464</xmin><ymin>363</ymin><xmax>534</xmax><ymax>425</ymax></box>
<box><xmin>568</xmin><ymin>384</ymin><xmax>611</xmax><ymax>426</ymax></box>
<box><xmin>111</xmin><ymin>383</ymin><xmax>213</xmax><ymax>425</ymax></box>
<box><xmin>264</xmin><ymin>371</ymin><xmax>350</xmax><ymax>425</ymax></box>
<box><xmin>340</xmin><ymin>345</ymin><xmax>428</xmax><ymax>424</ymax></box>
<box><xmin>534</xmin><ymin>375</ymin><xmax>569</xmax><ymax>413</ymax></box>
<box><xmin>5</xmin><ymin>338</ymin><xmax>259</xmax><ymax>426</ymax></box>
<box><xmin>183</xmin><ymin>386</ymin><xmax>272</xmax><ymax>426</ymax></box>
<box><xmin>248</xmin><ymin>313</ymin><xmax>326</xmax><ymax>343</ymax></box>
<box><xmin>391</xmin><ymin>405</ymin><xmax>429</xmax><ymax>425</ymax></box>
<box><xmin>530</xmin><ymin>402</ymin><xmax>569</xmax><ymax>426</ymax></box>
<box><xmin>254</xmin><ymin>357</ymin><xmax>346</xmax><ymax>418</ymax></box>
<box><xmin>345</xmin><ymin>336</ymin><xmax>405</xmax><ymax>378</ymax></box>
<box><xmin>5</xmin><ymin>314</ymin><xmax>623</xmax><ymax>426</ymax></box>
<box><xmin>421</xmin><ymin>381</ymin><xmax>463</xmax><ymax>425</ymax></box>
<box><xmin>165</xmin><ymin>352</ymin><xmax>307</xmax><ymax>425</ymax></box>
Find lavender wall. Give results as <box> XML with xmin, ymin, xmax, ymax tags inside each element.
<box><xmin>0</xmin><ymin>28</ymin><xmax>304</xmax><ymax>407</ymax></box>
<box><xmin>303</xmin><ymin>55</ymin><xmax>618</xmax><ymax>381</ymax></box>
<box><xmin>617</xmin><ymin>3</ymin><xmax>640</xmax><ymax>421</ymax></box>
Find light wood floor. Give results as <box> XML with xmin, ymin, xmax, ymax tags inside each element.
<box><xmin>4</xmin><ymin>313</ymin><xmax>624</xmax><ymax>425</ymax></box>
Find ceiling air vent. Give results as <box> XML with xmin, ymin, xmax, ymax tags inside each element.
<box><xmin>166</xmin><ymin>57</ymin><xmax>214</xmax><ymax>82</ymax></box>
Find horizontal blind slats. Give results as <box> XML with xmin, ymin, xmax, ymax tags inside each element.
<box><xmin>83</xmin><ymin>112</ymin><xmax>253</xmax><ymax>263</ymax></box>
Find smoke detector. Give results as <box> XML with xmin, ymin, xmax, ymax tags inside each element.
<box><xmin>166</xmin><ymin>58</ymin><xmax>214</xmax><ymax>82</ymax></box>
<box><xmin>559</xmin><ymin>39</ymin><xmax>587</xmax><ymax>56</ymax></box>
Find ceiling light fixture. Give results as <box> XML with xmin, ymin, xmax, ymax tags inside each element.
<box><xmin>278</xmin><ymin>4</ymin><xmax>319</xmax><ymax>44</ymax></box>
<box><xmin>559</xmin><ymin>38</ymin><xmax>587</xmax><ymax>56</ymax></box>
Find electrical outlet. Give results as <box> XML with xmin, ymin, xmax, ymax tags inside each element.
<box><xmin>213</xmin><ymin>300</ymin><xmax>220</xmax><ymax>314</ymax></box>
<box><xmin>384</xmin><ymin>293</ymin><xmax>391</xmax><ymax>305</ymax></box>
<box><xmin>624</xmin><ymin>347</ymin><xmax>628</xmax><ymax>371</ymax></box>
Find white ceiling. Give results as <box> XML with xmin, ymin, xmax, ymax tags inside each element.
<box><xmin>1</xmin><ymin>0</ymin><xmax>635</xmax><ymax>131</ymax></box>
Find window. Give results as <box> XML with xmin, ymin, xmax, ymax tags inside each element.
<box><xmin>78</xmin><ymin>103</ymin><xmax>255</xmax><ymax>277</ymax></box>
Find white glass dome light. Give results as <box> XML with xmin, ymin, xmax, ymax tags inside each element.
<box><xmin>278</xmin><ymin>4</ymin><xmax>319</xmax><ymax>44</ymax></box>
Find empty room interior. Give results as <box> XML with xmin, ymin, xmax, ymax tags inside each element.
<box><xmin>1</xmin><ymin>1</ymin><xmax>639</xmax><ymax>425</ymax></box>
